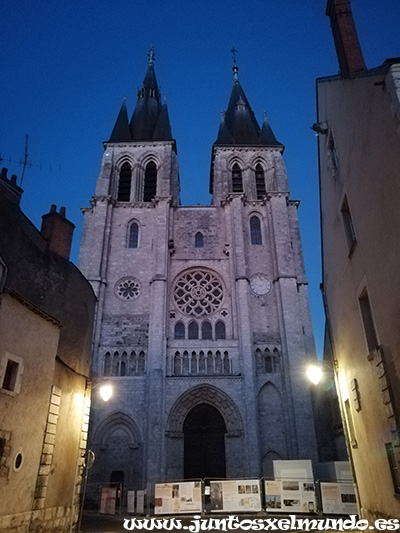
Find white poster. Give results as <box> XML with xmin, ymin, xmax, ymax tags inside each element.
<box><xmin>154</xmin><ymin>481</ymin><xmax>202</xmax><ymax>515</ymax></box>
<box><xmin>100</xmin><ymin>487</ymin><xmax>116</xmax><ymax>515</ymax></box>
<box><xmin>273</xmin><ymin>460</ymin><xmax>314</xmax><ymax>482</ymax></box>
<box><xmin>210</xmin><ymin>480</ymin><xmax>262</xmax><ymax>513</ymax></box>
<box><xmin>320</xmin><ymin>482</ymin><xmax>358</xmax><ymax>515</ymax></box>
<box><xmin>265</xmin><ymin>479</ymin><xmax>316</xmax><ymax>514</ymax></box>
<box><xmin>127</xmin><ymin>490</ymin><xmax>135</xmax><ymax>513</ymax></box>
<box><xmin>137</xmin><ymin>490</ymin><xmax>145</xmax><ymax>514</ymax></box>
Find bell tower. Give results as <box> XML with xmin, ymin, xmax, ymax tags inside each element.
<box><xmin>93</xmin><ymin>45</ymin><xmax>180</xmax><ymax>208</ymax></box>
<box><xmin>210</xmin><ymin>60</ymin><xmax>286</xmax><ymax>205</ymax></box>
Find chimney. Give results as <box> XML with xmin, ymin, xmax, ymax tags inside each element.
<box><xmin>0</xmin><ymin>167</ymin><xmax>23</xmax><ymax>206</ymax></box>
<box><xmin>326</xmin><ymin>0</ymin><xmax>366</xmax><ymax>78</ymax></box>
<box><xmin>41</xmin><ymin>205</ymin><xmax>75</xmax><ymax>260</ymax></box>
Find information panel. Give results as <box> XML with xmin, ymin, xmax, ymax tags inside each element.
<box><xmin>127</xmin><ymin>491</ymin><xmax>135</xmax><ymax>514</ymax></box>
<box><xmin>210</xmin><ymin>480</ymin><xmax>262</xmax><ymax>513</ymax></box>
<box><xmin>137</xmin><ymin>490</ymin><xmax>145</xmax><ymax>514</ymax></box>
<box><xmin>100</xmin><ymin>487</ymin><xmax>116</xmax><ymax>515</ymax></box>
<box><xmin>320</xmin><ymin>483</ymin><xmax>358</xmax><ymax>515</ymax></box>
<box><xmin>155</xmin><ymin>481</ymin><xmax>202</xmax><ymax>515</ymax></box>
<box><xmin>264</xmin><ymin>479</ymin><xmax>316</xmax><ymax>513</ymax></box>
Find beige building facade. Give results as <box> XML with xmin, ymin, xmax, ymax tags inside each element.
<box><xmin>317</xmin><ymin>0</ymin><xmax>400</xmax><ymax>521</ymax></box>
<box><xmin>0</xmin><ymin>169</ymin><xmax>96</xmax><ymax>532</ymax></box>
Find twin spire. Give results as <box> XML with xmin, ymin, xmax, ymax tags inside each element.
<box><xmin>215</xmin><ymin>50</ymin><xmax>282</xmax><ymax>147</ymax></box>
<box><xmin>108</xmin><ymin>47</ymin><xmax>282</xmax><ymax>148</ymax></box>
<box><xmin>108</xmin><ymin>45</ymin><xmax>172</xmax><ymax>143</ymax></box>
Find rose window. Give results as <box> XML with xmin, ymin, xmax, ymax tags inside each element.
<box><xmin>173</xmin><ymin>269</ymin><xmax>224</xmax><ymax>316</ymax></box>
<box><xmin>115</xmin><ymin>277</ymin><xmax>140</xmax><ymax>301</ymax></box>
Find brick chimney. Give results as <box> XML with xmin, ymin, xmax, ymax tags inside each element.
<box><xmin>0</xmin><ymin>168</ymin><xmax>23</xmax><ymax>205</ymax></box>
<box><xmin>326</xmin><ymin>0</ymin><xmax>366</xmax><ymax>78</ymax></box>
<box><xmin>41</xmin><ymin>204</ymin><xmax>75</xmax><ymax>260</ymax></box>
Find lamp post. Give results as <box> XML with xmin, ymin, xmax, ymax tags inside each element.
<box><xmin>76</xmin><ymin>379</ymin><xmax>113</xmax><ymax>533</ymax></box>
<box><xmin>306</xmin><ymin>358</ymin><xmax>361</xmax><ymax>516</ymax></box>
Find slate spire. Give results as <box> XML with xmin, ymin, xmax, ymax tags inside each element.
<box><xmin>130</xmin><ymin>46</ymin><xmax>173</xmax><ymax>142</ymax></box>
<box><xmin>108</xmin><ymin>97</ymin><xmax>131</xmax><ymax>142</ymax></box>
<box><xmin>215</xmin><ymin>58</ymin><xmax>282</xmax><ymax>147</ymax></box>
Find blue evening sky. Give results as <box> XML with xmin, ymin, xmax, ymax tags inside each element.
<box><xmin>1</xmin><ymin>0</ymin><xmax>399</xmax><ymax>358</ymax></box>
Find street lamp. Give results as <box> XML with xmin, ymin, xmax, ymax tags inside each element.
<box><xmin>99</xmin><ymin>381</ymin><xmax>112</xmax><ymax>402</ymax></box>
<box><xmin>307</xmin><ymin>363</ymin><xmax>323</xmax><ymax>385</ymax></box>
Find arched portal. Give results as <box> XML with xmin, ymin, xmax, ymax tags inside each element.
<box><xmin>183</xmin><ymin>404</ymin><xmax>226</xmax><ymax>479</ymax></box>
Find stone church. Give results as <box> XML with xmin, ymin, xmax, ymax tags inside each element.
<box><xmin>78</xmin><ymin>49</ymin><xmax>319</xmax><ymax>495</ymax></box>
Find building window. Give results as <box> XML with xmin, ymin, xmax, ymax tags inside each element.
<box><xmin>232</xmin><ymin>163</ymin><xmax>243</xmax><ymax>193</ymax></box>
<box><xmin>328</xmin><ymin>133</ymin><xmax>339</xmax><ymax>173</ymax></box>
<box><xmin>201</xmin><ymin>321</ymin><xmax>212</xmax><ymax>340</ymax></box>
<box><xmin>195</xmin><ymin>232</ymin><xmax>204</xmax><ymax>248</ymax></box>
<box><xmin>250</xmin><ymin>216</ymin><xmax>262</xmax><ymax>245</ymax></box>
<box><xmin>358</xmin><ymin>289</ymin><xmax>378</xmax><ymax>354</ymax></box>
<box><xmin>117</xmin><ymin>162</ymin><xmax>132</xmax><ymax>202</ymax></box>
<box><xmin>143</xmin><ymin>161</ymin><xmax>157</xmax><ymax>202</ymax></box>
<box><xmin>0</xmin><ymin>353</ymin><xmax>23</xmax><ymax>394</ymax></box>
<box><xmin>344</xmin><ymin>399</ymin><xmax>357</xmax><ymax>448</ymax></box>
<box><xmin>255</xmin><ymin>164</ymin><xmax>266</xmax><ymax>199</ymax></box>
<box><xmin>174</xmin><ymin>322</ymin><xmax>185</xmax><ymax>339</ymax></box>
<box><xmin>386</xmin><ymin>443</ymin><xmax>400</xmax><ymax>494</ymax></box>
<box><xmin>128</xmin><ymin>222</ymin><xmax>139</xmax><ymax>248</ymax></box>
<box><xmin>341</xmin><ymin>196</ymin><xmax>356</xmax><ymax>253</ymax></box>
<box><xmin>188</xmin><ymin>321</ymin><xmax>199</xmax><ymax>340</ymax></box>
<box><xmin>104</xmin><ymin>352</ymin><xmax>111</xmax><ymax>376</ymax></box>
<box><xmin>215</xmin><ymin>321</ymin><xmax>226</xmax><ymax>340</ymax></box>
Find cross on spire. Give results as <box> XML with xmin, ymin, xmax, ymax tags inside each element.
<box><xmin>231</xmin><ymin>46</ymin><xmax>239</xmax><ymax>81</ymax></box>
<box><xmin>148</xmin><ymin>44</ymin><xmax>155</xmax><ymax>66</ymax></box>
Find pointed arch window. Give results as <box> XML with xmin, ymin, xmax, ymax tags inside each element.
<box><xmin>195</xmin><ymin>231</ymin><xmax>204</xmax><ymax>248</ymax></box>
<box><xmin>201</xmin><ymin>321</ymin><xmax>212</xmax><ymax>340</ymax></box>
<box><xmin>128</xmin><ymin>222</ymin><xmax>139</xmax><ymax>248</ymax></box>
<box><xmin>143</xmin><ymin>161</ymin><xmax>157</xmax><ymax>202</ymax></box>
<box><xmin>174</xmin><ymin>322</ymin><xmax>185</xmax><ymax>339</ymax></box>
<box><xmin>117</xmin><ymin>162</ymin><xmax>132</xmax><ymax>202</ymax></box>
<box><xmin>232</xmin><ymin>163</ymin><xmax>243</xmax><ymax>193</ymax></box>
<box><xmin>188</xmin><ymin>321</ymin><xmax>199</xmax><ymax>340</ymax></box>
<box><xmin>255</xmin><ymin>164</ymin><xmax>266</xmax><ymax>199</ymax></box>
<box><xmin>250</xmin><ymin>216</ymin><xmax>262</xmax><ymax>245</ymax></box>
<box><xmin>215</xmin><ymin>321</ymin><xmax>226</xmax><ymax>340</ymax></box>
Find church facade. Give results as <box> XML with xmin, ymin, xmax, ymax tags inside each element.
<box><xmin>78</xmin><ymin>51</ymin><xmax>319</xmax><ymax>495</ymax></box>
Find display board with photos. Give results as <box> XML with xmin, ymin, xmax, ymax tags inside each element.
<box><xmin>154</xmin><ymin>481</ymin><xmax>202</xmax><ymax>515</ymax></box>
<box><xmin>210</xmin><ymin>480</ymin><xmax>262</xmax><ymax>512</ymax></box>
<box><xmin>264</xmin><ymin>479</ymin><xmax>316</xmax><ymax>513</ymax></box>
<box><xmin>320</xmin><ymin>482</ymin><xmax>358</xmax><ymax>515</ymax></box>
<box><xmin>100</xmin><ymin>487</ymin><xmax>117</xmax><ymax>515</ymax></box>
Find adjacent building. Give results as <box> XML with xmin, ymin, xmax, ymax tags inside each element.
<box><xmin>317</xmin><ymin>0</ymin><xmax>400</xmax><ymax>520</ymax></box>
<box><xmin>79</xmin><ymin>48</ymin><xmax>320</xmax><ymax>502</ymax></box>
<box><xmin>0</xmin><ymin>168</ymin><xmax>96</xmax><ymax>531</ymax></box>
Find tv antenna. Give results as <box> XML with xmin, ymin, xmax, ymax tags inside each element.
<box><xmin>0</xmin><ymin>134</ymin><xmax>59</xmax><ymax>187</ymax></box>
<box><xmin>20</xmin><ymin>134</ymin><xmax>29</xmax><ymax>187</ymax></box>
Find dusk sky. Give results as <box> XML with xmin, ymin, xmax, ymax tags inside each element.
<box><xmin>2</xmin><ymin>0</ymin><xmax>400</xmax><ymax>358</ymax></box>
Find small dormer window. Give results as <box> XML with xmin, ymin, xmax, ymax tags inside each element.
<box><xmin>232</xmin><ymin>163</ymin><xmax>243</xmax><ymax>193</ymax></box>
<box><xmin>195</xmin><ymin>232</ymin><xmax>204</xmax><ymax>248</ymax></box>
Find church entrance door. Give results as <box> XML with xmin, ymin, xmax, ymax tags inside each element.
<box><xmin>183</xmin><ymin>403</ymin><xmax>226</xmax><ymax>479</ymax></box>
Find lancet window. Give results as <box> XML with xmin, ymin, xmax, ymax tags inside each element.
<box><xmin>232</xmin><ymin>163</ymin><xmax>243</xmax><ymax>193</ymax></box>
<box><xmin>143</xmin><ymin>161</ymin><xmax>157</xmax><ymax>202</ymax></box>
<box><xmin>117</xmin><ymin>162</ymin><xmax>132</xmax><ymax>202</ymax></box>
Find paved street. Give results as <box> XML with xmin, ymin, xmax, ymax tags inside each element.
<box><xmin>80</xmin><ymin>510</ymin><xmax>353</xmax><ymax>533</ymax></box>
